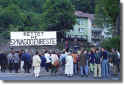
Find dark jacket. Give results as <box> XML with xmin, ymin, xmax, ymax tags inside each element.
<box><xmin>89</xmin><ymin>53</ymin><xmax>95</xmax><ymax>64</ymax></box>
<box><xmin>0</xmin><ymin>53</ymin><xmax>7</xmax><ymax>65</ymax></box>
<box><xmin>40</xmin><ymin>56</ymin><xmax>46</xmax><ymax>67</ymax></box>
<box><xmin>23</xmin><ymin>53</ymin><xmax>31</xmax><ymax>62</ymax></box>
<box><xmin>101</xmin><ymin>51</ymin><xmax>108</xmax><ymax>60</ymax></box>
<box><xmin>111</xmin><ymin>52</ymin><xmax>118</xmax><ymax>65</ymax></box>
<box><xmin>94</xmin><ymin>52</ymin><xmax>101</xmax><ymax>64</ymax></box>
<box><xmin>79</xmin><ymin>53</ymin><xmax>87</xmax><ymax>66</ymax></box>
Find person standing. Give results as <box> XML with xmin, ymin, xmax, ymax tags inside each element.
<box><xmin>89</xmin><ymin>48</ymin><xmax>96</xmax><ymax>73</ymax></box>
<box><xmin>116</xmin><ymin>49</ymin><xmax>120</xmax><ymax>72</ymax></box>
<box><xmin>23</xmin><ymin>50</ymin><xmax>32</xmax><ymax>73</ymax></box>
<box><xmin>65</xmin><ymin>52</ymin><xmax>74</xmax><ymax>77</ymax></box>
<box><xmin>40</xmin><ymin>52</ymin><xmax>46</xmax><ymax>67</ymax></box>
<box><xmin>94</xmin><ymin>49</ymin><xmax>102</xmax><ymax>78</ymax></box>
<box><xmin>13</xmin><ymin>51</ymin><xmax>20</xmax><ymax>73</ymax></box>
<box><xmin>111</xmin><ymin>49</ymin><xmax>119</xmax><ymax>75</ymax></box>
<box><xmin>20</xmin><ymin>50</ymin><xmax>25</xmax><ymax>72</ymax></box>
<box><xmin>7</xmin><ymin>49</ymin><xmax>15</xmax><ymax>73</ymax></box>
<box><xmin>32</xmin><ymin>51</ymin><xmax>41</xmax><ymax>78</ymax></box>
<box><xmin>101</xmin><ymin>48</ymin><xmax>109</xmax><ymax>78</ymax></box>
<box><xmin>79</xmin><ymin>49</ymin><xmax>88</xmax><ymax>77</ymax></box>
<box><xmin>0</xmin><ymin>51</ymin><xmax>7</xmax><ymax>72</ymax></box>
<box><xmin>71</xmin><ymin>51</ymin><xmax>78</xmax><ymax>74</ymax></box>
<box><xmin>44</xmin><ymin>50</ymin><xmax>51</xmax><ymax>72</ymax></box>
<box><xmin>50</xmin><ymin>51</ymin><xmax>59</xmax><ymax>76</ymax></box>
<box><xmin>60</xmin><ymin>51</ymin><xmax>65</xmax><ymax>72</ymax></box>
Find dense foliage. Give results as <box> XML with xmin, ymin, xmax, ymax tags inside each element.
<box><xmin>41</xmin><ymin>0</ymin><xmax>76</xmax><ymax>31</ymax></box>
<box><xmin>94</xmin><ymin>0</ymin><xmax>120</xmax><ymax>35</ymax></box>
<box><xmin>0</xmin><ymin>0</ymin><xmax>96</xmax><ymax>31</ymax></box>
<box><xmin>101</xmin><ymin>36</ymin><xmax>120</xmax><ymax>51</ymax></box>
<box><xmin>0</xmin><ymin>0</ymin><xmax>120</xmax><ymax>39</ymax></box>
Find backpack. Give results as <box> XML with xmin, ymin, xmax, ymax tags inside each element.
<box><xmin>53</xmin><ymin>60</ymin><xmax>59</xmax><ymax>67</ymax></box>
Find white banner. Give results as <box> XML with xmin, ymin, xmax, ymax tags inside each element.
<box><xmin>10</xmin><ymin>31</ymin><xmax>57</xmax><ymax>46</ymax></box>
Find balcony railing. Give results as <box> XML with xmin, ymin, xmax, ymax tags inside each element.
<box><xmin>91</xmin><ymin>36</ymin><xmax>102</xmax><ymax>39</ymax></box>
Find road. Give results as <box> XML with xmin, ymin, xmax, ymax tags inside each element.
<box><xmin>0</xmin><ymin>68</ymin><xmax>120</xmax><ymax>80</ymax></box>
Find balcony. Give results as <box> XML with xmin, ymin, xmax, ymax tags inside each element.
<box><xmin>91</xmin><ymin>36</ymin><xmax>102</xmax><ymax>40</ymax></box>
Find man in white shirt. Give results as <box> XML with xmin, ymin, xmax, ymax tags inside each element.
<box><xmin>44</xmin><ymin>51</ymin><xmax>51</xmax><ymax>72</ymax></box>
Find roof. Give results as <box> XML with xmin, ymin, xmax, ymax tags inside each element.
<box><xmin>75</xmin><ymin>11</ymin><xmax>94</xmax><ymax>20</ymax></box>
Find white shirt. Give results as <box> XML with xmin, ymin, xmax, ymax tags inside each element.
<box><xmin>51</xmin><ymin>54</ymin><xmax>59</xmax><ymax>64</ymax></box>
<box><xmin>44</xmin><ymin>53</ymin><xmax>51</xmax><ymax>63</ymax></box>
<box><xmin>32</xmin><ymin>55</ymin><xmax>41</xmax><ymax>67</ymax></box>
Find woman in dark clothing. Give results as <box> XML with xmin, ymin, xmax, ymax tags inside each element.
<box><xmin>111</xmin><ymin>49</ymin><xmax>119</xmax><ymax>74</ymax></box>
<box><xmin>79</xmin><ymin>49</ymin><xmax>88</xmax><ymax>77</ymax></box>
<box><xmin>0</xmin><ymin>52</ymin><xmax>7</xmax><ymax>72</ymax></box>
<box><xmin>89</xmin><ymin>48</ymin><xmax>96</xmax><ymax>73</ymax></box>
<box><xmin>101</xmin><ymin>48</ymin><xmax>109</xmax><ymax>78</ymax></box>
<box><xmin>40</xmin><ymin>53</ymin><xmax>46</xmax><ymax>67</ymax></box>
<box><xmin>22</xmin><ymin>50</ymin><xmax>32</xmax><ymax>73</ymax></box>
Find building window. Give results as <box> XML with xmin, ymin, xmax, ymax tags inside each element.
<box><xmin>79</xmin><ymin>28</ymin><xmax>84</xmax><ymax>32</ymax></box>
<box><xmin>76</xmin><ymin>18</ymin><xmax>88</xmax><ymax>26</ymax></box>
<box><xmin>77</xmin><ymin>19</ymin><xmax>80</xmax><ymax>25</ymax></box>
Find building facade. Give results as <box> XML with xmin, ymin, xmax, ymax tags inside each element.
<box><xmin>66</xmin><ymin>11</ymin><xmax>94</xmax><ymax>43</ymax></box>
<box><xmin>66</xmin><ymin>11</ymin><xmax>112</xmax><ymax>46</ymax></box>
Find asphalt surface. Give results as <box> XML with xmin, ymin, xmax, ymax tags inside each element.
<box><xmin>0</xmin><ymin>68</ymin><xmax>120</xmax><ymax>80</ymax></box>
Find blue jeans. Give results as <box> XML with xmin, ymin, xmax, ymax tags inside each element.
<box><xmin>74</xmin><ymin>63</ymin><xmax>77</xmax><ymax>74</ymax></box>
<box><xmin>102</xmin><ymin>59</ymin><xmax>109</xmax><ymax>77</ymax></box>
<box><xmin>85</xmin><ymin>65</ymin><xmax>88</xmax><ymax>75</ymax></box>
<box><xmin>80</xmin><ymin>65</ymin><xmax>88</xmax><ymax>76</ymax></box>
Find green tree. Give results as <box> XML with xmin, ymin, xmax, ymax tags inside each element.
<box><xmin>71</xmin><ymin>0</ymin><xmax>95</xmax><ymax>13</ymax></box>
<box><xmin>0</xmin><ymin>0</ymin><xmax>9</xmax><ymax>8</ymax></box>
<box><xmin>23</xmin><ymin>12</ymin><xmax>41</xmax><ymax>31</ymax></box>
<box><xmin>101</xmin><ymin>36</ymin><xmax>120</xmax><ymax>50</ymax></box>
<box><xmin>0</xmin><ymin>4</ymin><xmax>24</xmax><ymax>31</ymax></box>
<box><xmin>95</xmin><ymin>0</ymin><xmax>120</xmax><ymax>35</ymax></box>
<box><xmin>41</xmin><ymin>0</ymin><xmax>76</xmax><ymax>31</ymax></box>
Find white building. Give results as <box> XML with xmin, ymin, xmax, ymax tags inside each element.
<box><xmin>101</xmin><ymin>27</ymin><xmax>112</xmax><ymax>39</ymax></box>
<box><xmin>66</xmin><ymin>11</ymin><xmax>112</xmax><ymax>45</ymax></box>
<box><xmin>66</xmin><ymin>11</ymin><xmax>94</xmax><ymax>43</ymax></box>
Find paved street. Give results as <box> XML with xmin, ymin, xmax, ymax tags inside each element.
<box><xmin>0</xmin><ymin>68</ymin><xmax>120</xmax><ymax>80</ymax></box>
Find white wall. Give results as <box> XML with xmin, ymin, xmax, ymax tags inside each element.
<box><xmin>66</xmin><ymin>17</ymin><xmax>90</xmax><ymax>39</ymax></box>
<box><xmin>87</xmin><ymin>18</ymin><xmax>92</xmax><ymax>42</ymax></box>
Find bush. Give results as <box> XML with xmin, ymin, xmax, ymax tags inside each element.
<box><xmin>101</xmin><ymin>36</ymin><xmax>120</xmax><ymax>50</ymax></box>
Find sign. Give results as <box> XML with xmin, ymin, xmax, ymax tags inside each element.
<box><xmin>10</xmin><ymin>31</ymin><xmax>57</xmax><ymax>46</ymax></box>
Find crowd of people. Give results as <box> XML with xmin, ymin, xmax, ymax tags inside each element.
<box><xmin>0</xmin><ymin>47</ymin><xmax>120</xmax><ymax>78</ymax></box>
